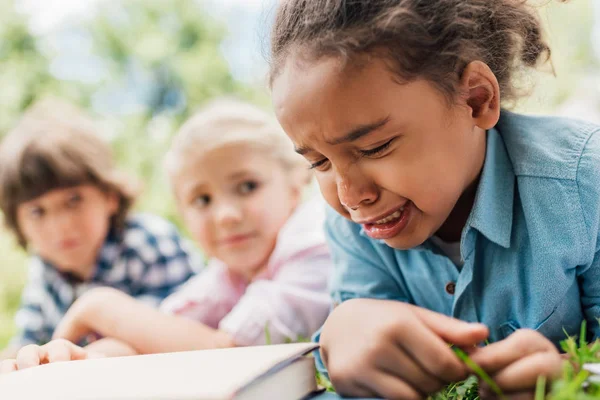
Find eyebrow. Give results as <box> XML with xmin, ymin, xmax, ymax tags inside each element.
<box><xmin>294</xmin><ymin>115</ymin><xmax>391</xmax><ymax>155</ymax></box>
<box><xmin>227</xmin><ymin>171</ymin><xmax>255</xmax><ymax>181</ymax></box>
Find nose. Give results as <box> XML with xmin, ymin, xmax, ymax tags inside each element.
<box><xmin>50</xmin><ymin>209</ymin><xmax>77</xmax><ymax>238</ymax></box>
<box><xmin>214</xmin><ymin>200</ymin><xmax>243</xmax><ymax>227</ymax></box>
<box><xmin>335</xmin><ymin>165</ymin><xmax>378</xmax><ymax>211</ymax></box>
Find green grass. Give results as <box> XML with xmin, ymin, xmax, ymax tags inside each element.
<box><xmin>313</xmin><ymin>322</ymin><xmax>600</xmax><ymax>400</ymax></box>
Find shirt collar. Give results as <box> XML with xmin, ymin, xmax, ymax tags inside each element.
<box><xmin>466</xmin><ymin>126</ymin><xmax>515</xmax><ymax>249</ymax></box>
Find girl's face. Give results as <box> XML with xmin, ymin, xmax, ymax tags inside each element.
<box><xmin>174</xmin><ymin>144</ymin><xmax>301</xmax><ymax>280</ymax></box>
<box><xmin>272</xmin><ymin>56</ymin><xmax>488</xmax><ymax>249</ymax></box>
<box><xmin>17</xmin><ymin>184</ymin><xmax>119</xmax><ymax>279</ymax></box>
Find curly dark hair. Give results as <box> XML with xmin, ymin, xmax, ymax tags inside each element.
<box><xmin>270</xmin><ymin>0</ymin><xmax>565</xmax><ymax>104</ymax></box>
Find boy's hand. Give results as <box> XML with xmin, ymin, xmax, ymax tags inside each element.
<box><xmin>469</xmin><ymin>329</ymin><xmax>562</xmax><ymax>398</ymax></box>
<box><xmin>319</xmin><ymin>299</ymin><xmax>489</xmax><ymax>400</ymax></box>
<box><xmin>52</xmin><ymin>288</ymin><xmax>111</xmax><ymax>342</ymax></box>
<box><xmin>0</xmin><ymin>339</ymin><xmax>103</xmax><ymax>374</ymax></box>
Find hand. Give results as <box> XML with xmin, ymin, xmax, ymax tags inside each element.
<box><xmin>319</xmin><ymin>299</ymin><xmax>490</xmax><ymax>400</ymax></box>
<box><xmin>0</xmin><ymin>339</ymin><xmax>103</xmax><ymax>374</ymax></box>
<box><xmin>53</xmin><ymin>287</ymin><xmax>112</xmax><ymax>342</ymax></box>
<box><xmin>469</xmin><ymin>329</ymin><xmax>562</xmax><ymax>399</ymax></box>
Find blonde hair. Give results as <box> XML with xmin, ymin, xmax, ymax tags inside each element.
<box><xmin>165</xmin><ymin>98</ymin><xmax>310</xmax><ymax>184</ymax></box>
<box><xmin>0</xmin><ymin>98</ymin><xmax>138</xmax><ymax>248</ymax></box>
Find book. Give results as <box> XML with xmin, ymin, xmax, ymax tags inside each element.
<box><xmin>0</xmin><ymin>342</ymin><xmax>320</xmax><ymax>400</ymax></box>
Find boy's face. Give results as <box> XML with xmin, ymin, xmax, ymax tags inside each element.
<box><xmin>173</xmin><ymin>144</ymin><xmax>300</xmax><ymax>280</ymax></box>
<box><xmin>272</xmin><ymin>56</ymin><xmax>487</xmax><ymax>249</ymax></box>
<box><xmin>17</xmin><ymin>185</ymin><xmax>119</xmax><ymax>279</ymax></box>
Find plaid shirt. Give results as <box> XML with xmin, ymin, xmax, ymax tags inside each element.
<box><xmin>11</xmin><ymin>213</ymin><xmax>199</xmax><ymax>347</ymax></box>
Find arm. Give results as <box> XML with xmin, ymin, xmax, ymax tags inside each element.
<box><xmin>53</xmin><ymin>287</ymin><xmax>234</xmax><ymax>355</ymax></box>
<box><xmin>84</xmin><ymin>337</ymin><xmax>138</xmax><ymax>357</ymax></box>
<box><xmin>314</xmin><ymin>207</ymin><xmax>489</xmax><ymax>399</ymax></box>
<box><xmin>218</xmin><ymin>247</ymin><xmax>333</xmax><ymax>346</ymax></box>
<box><xmin>576</xmin><ymin>130</ymin><xmax>600</xmax><ymax>339</ymax></box>
<box><xmin>467</xmin><ymin>130</ymin><xmax>600</xmax><ymax>395</ymax></box>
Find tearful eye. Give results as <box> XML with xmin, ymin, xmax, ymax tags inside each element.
<box><xmin>238</xmin><ymin>180</ymin><xmax>259</xmax><ymax>195</ymax></box>
<box><xmin>309</xmin><ymin>158</ymin><xmax>330</xmax><ymax>171</ymax></box>
<box><xmin>360</xmin><ymin>138</ymin><xmax>395</xmax><ymax>157</ymax></box>
<box><xmin>192</xmin><ymin>194</ymin><xmax>211</xmax><ymax>208</ymax></box>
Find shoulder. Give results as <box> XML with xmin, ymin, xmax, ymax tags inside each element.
<box><xmin>120</xmin><ymin>213</ymin><xmax>183</xmax><ymax>252</ymax></box>
<box><xmin>119</xmin><ymin>213</ymin><xmax>192</xmax><ymax>266</ymax></box>
<box><xmin>124</xmin><ymin>213</ymin><xmax>180</xmax><ymax>239</ymax></box>
<box><xmin>498</xmin><ymin>110</ymin><xmax>600</xmax><ymax>180</ymax></box>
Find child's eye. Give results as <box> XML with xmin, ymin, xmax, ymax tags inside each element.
<box><xmin>238</xmin><ymin>180</ymin><xmax>259</xmax><ymax>195</ymax></box>
<box><xmin>360</xmin><ymin>138</ymin><xmax>395</xmax><ymax>157</ymax></box>
<box><xmin>66</xmin><ymin>193</ymin><xmax>82</xmax><ymax>208</ymax></box>
<box><xmin>309</xmin><ymin>158</ymin><xmax>330</xmax><ymax>171</ymax></box>
<box><xmin>29</xmin><ymin>206</ymin><xmax>45</xmax><ymax>219</ymax></box>
<box><xmin>192</xmin><ymin>194</ymin><xmax>211</xmax><ymax>208</ymax></box>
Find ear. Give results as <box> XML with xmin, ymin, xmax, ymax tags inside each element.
<box><xmin>459</xmin><ymin>61</ymin><xmax>500</xmax><ymax>130</ymax></box>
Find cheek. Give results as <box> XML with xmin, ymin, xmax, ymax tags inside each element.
<box><xmin>185</xmin><ymin>211</ymin><xmax>213</xmax><ymax>252</ymax></box>
<box><xmin>81</xmin><ymin>209</ymin><xmax>110</xmax><ymax>237</ymax></box>
<box><xmin>248</xmin><ymin>185</ymin><xmax>293</xmax><ymax>231</ymax></box>
<box><xmin>18</xmin><ymin>217</ymin><xmax>47</xmax><ymax>246</ymax></box>
<box><xmin>316</xmin><ymin>173</ymin><xmax>345</xmax><ymax>214</ymax></box>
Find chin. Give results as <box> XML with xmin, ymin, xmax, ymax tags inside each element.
<box><xmin>383</xmin><ymin>233</ymin><xmax>428</xmax><ymax>250</ymax></box>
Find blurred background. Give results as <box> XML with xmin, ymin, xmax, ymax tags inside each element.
<box><xmin>0</xmin><ymin>0</ymin><xmax>597</xmax><ymax>348</ymax></box>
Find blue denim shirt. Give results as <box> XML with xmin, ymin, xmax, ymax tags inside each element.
<box><xmin>315</xmin><ymin>111</ymin><xmax>600</xmax><ymax>374</ymax></box>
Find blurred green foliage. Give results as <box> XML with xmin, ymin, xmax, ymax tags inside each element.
<box><xmin>0</xmin><ymin>0</ymin><xmax>268</xmax><ymax>348</ymax></box>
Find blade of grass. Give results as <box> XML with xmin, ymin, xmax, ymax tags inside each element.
<box><xmin>453</xmin><ymin>347</ymin><xmax>505</xmax><ymax>400</ymax></box>
<box><xmin>535</xmin><ymin>375</ymin><xmax>546</xmax><ymax>400</ymax></box>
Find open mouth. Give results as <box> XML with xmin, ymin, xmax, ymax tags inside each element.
<box><xmin>362</xmin><ymin>202</ymin><xmax>412</xmax><ymax>240</ymax></box>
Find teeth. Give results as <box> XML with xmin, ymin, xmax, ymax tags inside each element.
<box><xmin>375</xmin><ymin>207</ymin><xmax>404</xmax><ymax>224</ymax></box>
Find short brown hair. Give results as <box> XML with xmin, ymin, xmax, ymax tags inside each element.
<box><xmin>270</xmin><ymin>0</ymin><xmax>563</xmax><ymax>105</ymax></box>
<box><xmin>0</xmin><ymin>99</ymin><xmax>138</xmax><ymax>248</ymax></box>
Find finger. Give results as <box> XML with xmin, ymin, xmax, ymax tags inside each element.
<box><xmin>358</xmin><ymin>371</ymin><xmax>423</xmax><ymax>400</ymax></box>
<box><xmin>45</xmin><ymin>339</ymin><xmax>89</xmax><ymax>362</ymax></box>
<box><xmin>0</xmin><ymin>359</ymin><xmax>18</xmax><ymax>374</ymax></box>
<box><xmin>469</xmin><ymin>329</ymin><xmax>556</xmax><ymax>374</ymax></box>
<box><xmin>52</xmin><ymin>319</ymin><xmax>89</xmax><ymax>342</ymax></box>
<box><xmin>414</xmin><ymin>306</ymin><xmax>489</xmax><ymax>347</ymax></box>
<box><xmin>15</xmin><ymin>344</ymin><xmax>44</xmax><ymax>370</ymax></box>
<box><xmin>490</xmin><ymin>351</ymin><xmax>562</xmax><ymax>392</ymax></box>
<box><xmin>395</xmin><ymin>314</ymin><xmax>470</xmax><ymax>383</ymax></box>
<box><xmin>375</xmin><ymin>344</ymin><xmax>445</xmax><ymax>395</ymax></box>
<box><xmin>42</xmin><ymin>340</ymin><xmax>72</xmax><ymax>363</ymax></box>
<box><xmin>331</xmin><ymin>374</ymin><xmax>379</xmax><ymax>399</ymax></box>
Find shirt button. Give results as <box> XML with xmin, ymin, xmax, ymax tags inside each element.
<box><xmin>445</xmin><ymin>282</ymin><xmax>456</xmax><ymax>295</ymax></box>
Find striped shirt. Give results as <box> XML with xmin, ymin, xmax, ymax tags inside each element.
<box><xmin>11</xmin><ymin>213</ymin><xmax>199</xmax><ymax>347</ymax></box>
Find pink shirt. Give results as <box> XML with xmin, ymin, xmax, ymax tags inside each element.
<box><xmin>160</xmin><ymin>196</ymin><xmax>333</xmax><ymax>346</ymax></box>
